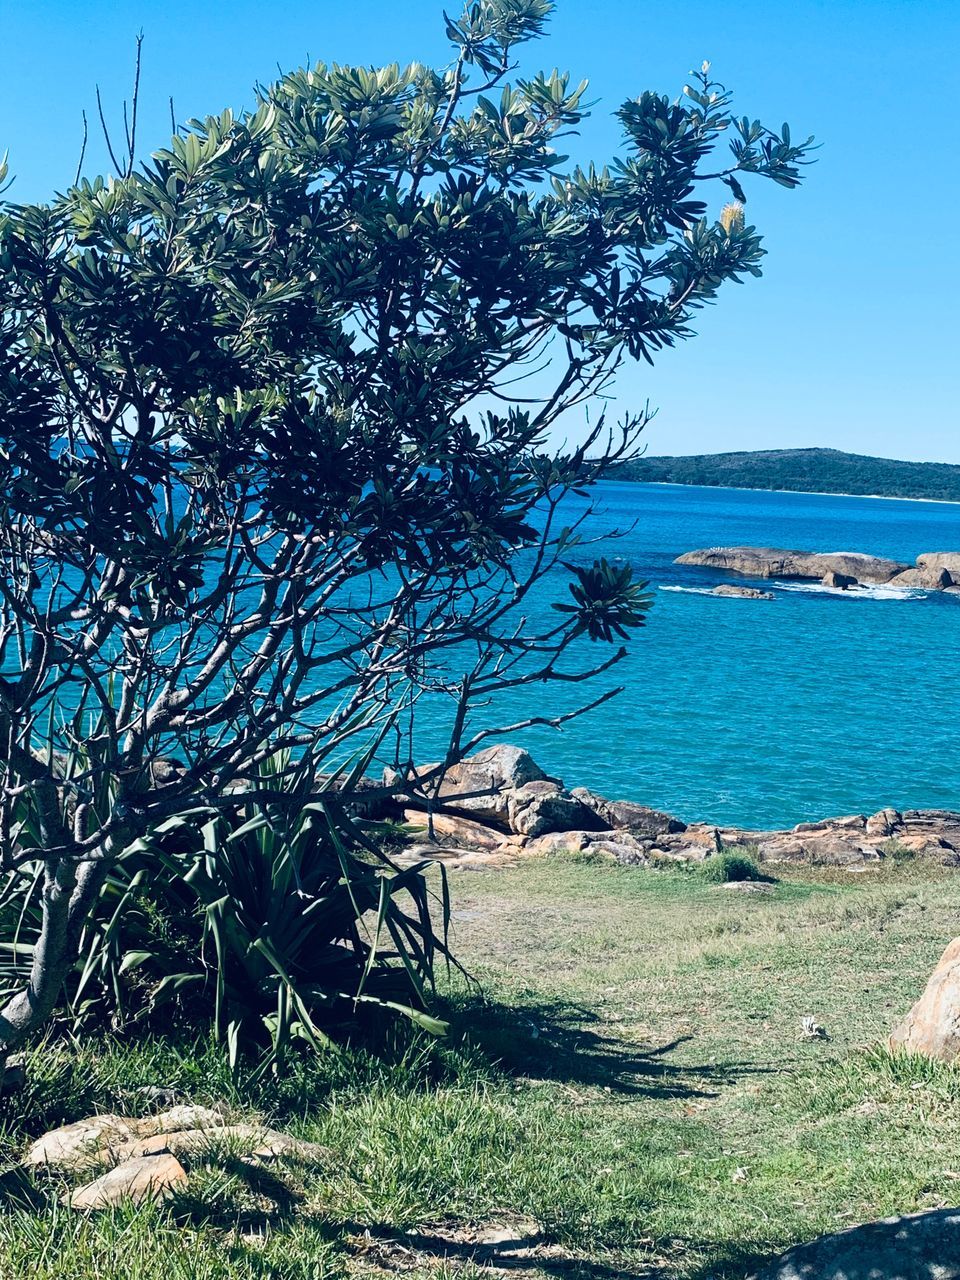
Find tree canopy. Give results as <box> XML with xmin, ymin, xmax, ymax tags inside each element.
<box><xmin>0</xmin><ymin>0</ymin><xmax>813</xmax><ymax>1060</ymax></box>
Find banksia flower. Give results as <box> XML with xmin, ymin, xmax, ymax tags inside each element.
<box><xmin>719</xmin><ymin>201</ymin><xmax>745</xmax><ymax>234</ymax></box>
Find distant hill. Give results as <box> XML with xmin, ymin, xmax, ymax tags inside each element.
<box><xmin>616</xmin><ymin>448</ymin><xmax>960</xmax><ymax>503</ymax></box>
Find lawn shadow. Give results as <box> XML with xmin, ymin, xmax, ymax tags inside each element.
<box><xmin>447</xmin><ymin>995</ymin><xmax>777</xmax><ymax>1100</ymax></box>
<box><xmin>343</xmin><ymin>1218</ymin><xmax>669</xmax><ymax>1279</ymax></box>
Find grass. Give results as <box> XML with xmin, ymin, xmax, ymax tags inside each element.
<box><xmin>698</xmin><ymin>848</ymin><xmax>764</xmax><ymax>883</ymax></box>
<box><xmin>2</xmin><ymin>855</ymin><xmax>960</xmax><ymax>1278</ymax></box>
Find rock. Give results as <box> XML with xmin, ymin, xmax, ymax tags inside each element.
<box><xmin>890</xmin><ymin>565</ymin><xmax>955</xmax><ymax>590</ymax></box>
<box><xmin>757</xmin><ymin>835</ymin><xmax>879</xmax><ymax>866</ymax></box>
<box><xmin>130</xmin><ymin>1125</ymin><xmax>328</xmax><ymax>1164</ymax></box>
<box><xmin>69</xmin><ymin>1153</ymin><xmax>187</xmax><ymax>1210</ymax></box>
<box><xmin>503</xmin><ymin>780</ymin><xmax>593</xmax><ymax>837</ymax></box>
<box><xmin>675</xmin><ymin>546</ymin><xmax>909</xmax><ymax>584</ymax></box>
<box><xmin>23</xmin><ymin>1105</ymin><xmax>223</xmax><ymax>1172</ymax></box>
<box><xmin>587</xmin><ymin>834</ymin><xmax>650</xmax><ymax>866</ymax></box>
<box><xmin>793</xmin><ymin>815</ymin><xmax>865</xmax><ymax>834</ymax></box>
<box><xmin>720</xmin><ymin>879</ymin><xmax>775</xmax><ymax>894</ymax></box>
<box><xmin>822</xmin><ymin>570</ymin><xmax>858</xmax><ymax>589</ymax></box>
<box><xmin>889</xmin><ymin>938</ymin><xmax>960</xmax><ymax>1062</ymax></box>
<box><xmin>400</xmin><ymin>809</ymin><xmax>507</xmax><ymax>851</ymax></box>
<box><xmin>712</xmin><ymin>584</ymin><xmax>775</xmax><ymax>600</ymax></box>
<box><xmin>390</xmin><ymin>745</ymin><xmax>553</xmax><ymax>828</ymax></box>
<box><xmin>866</xmin><ymin>807</ymin><xmax>902</xmax><ymax>837</ymax></box>
<box><xmin>917</xmin><ymin>552</ymin><xmax>960</xmax><ymax>578</ymax></box>
<box><xmin>522</xmin><ymin>830</ymin><xmax>592</xmax><ymax>856</ymax></box>
<box><xmin>753</xmin><ymin>1206</ymin><xmax>960</xmax><ymax>1280</ymax></box>
<box><xmin>571</xmin><ymin>788</ymin><xmax>686</xmax><ymax>838</ymax></box>
<box><xmin>23</xmin><ymin>1115</ymin><xmax>141</xmax><ymax>1171</ymax></box>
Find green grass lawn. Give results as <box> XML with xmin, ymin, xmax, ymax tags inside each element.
<box><xmin>3</xmin><ymin>856</ymin><xmax>960</xmax><ymax>1279</ymax></box>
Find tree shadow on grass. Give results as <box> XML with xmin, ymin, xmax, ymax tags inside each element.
<box><xmin>446</xmin><ymin>995</ymin><xmax>777</xmax><ymax>1100</ymax></box>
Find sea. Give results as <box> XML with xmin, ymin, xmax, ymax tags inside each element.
<box><xmin>414</xmin><ymin>481</ymin><xmax>960</xmax><ymax>831</ymax></box>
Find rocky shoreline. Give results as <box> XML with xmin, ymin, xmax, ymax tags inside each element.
<box><xmin>676</xmin><ymin>545</ymin><xmax>960</xmax><ymax>592</ymax></box>
<box><xmin>386</xmin><ymin>744</ymin><xmax>960</xmax><ymax>871</ymax></box>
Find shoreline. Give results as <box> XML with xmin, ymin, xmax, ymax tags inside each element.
<box><xmin>627</xmin><ymin>479</ymin><xmax>960</xmax><ymax>507</ymax></box>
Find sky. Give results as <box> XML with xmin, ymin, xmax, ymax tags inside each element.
<box><xmin>1</xmin><ymin>0</ymin><xmax>958</xmax><ymax>463</ymax></box>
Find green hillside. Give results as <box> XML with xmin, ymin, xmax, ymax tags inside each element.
<box><xmin>617</xmin><ymin>447</ymin><xmax>960</xmax><ymax>502</ymax></box>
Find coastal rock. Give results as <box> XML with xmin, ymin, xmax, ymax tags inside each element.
<box><xmin>401</xmin><ymin>809</ymin><xmax>508</xmax><ymax>851</ymax></box>
<box><xmin>391</xmin><ymin>745</ymin><xmax>552</xmax><ymax>828</ymax></box>
<box><xmin>918</xmin><ymin>552</ymin><xmax>960</xmax><ymax>578</ymax></box>
<box><xmin>889</xmin><ymin>937</ymin><xmax>960</xmax><ymax>1062</ymax></box>
<box><xmin>675</xmin><ymin>546</ymin><xmax>909</xmax><ymax>583</ymax></box>
<box><xmin>506</xmin><ymin>780</ymin><xmax>594</xmax><ymax>838</ymax></box>
<box><xmin>866</xmin><ymin>807</ymin><xmax>903</xmax><ymax>837</ymax></box>
<box><xmin>571</xmin><ymin>788</ymin><xmax>686</xmax><ymax>838</ymax></box>
<box><xmin>523</xmin><ymin>830</ymin><xmax>592</xmax><ymax>856</ymax></box>
<box><xmin>752</xmin><ymin>1207</ymin><xmax>960</xmax><ymax>1280</ymax></box>
<box><xmin>712</xmin><ymin>584</ymin><xmax>776</xmax><ymax>600</ymax></box>
<box><xmin>822</xmin><ymin>570</ymin><xmax>857</xmax><ymax>589</ymax></box>
<box><xmin>69</xmin><ymin>1153</ymin><xmax>187</xmax><ymax>1210</ymax></box>
<box><xmin>890</xmin><ymin>565</ymin><xmax>954</xmax><ymax>589</ymax></box>
<box><xmin>758</xmin><ymin>834</ymin><xmax>879</xmax><ymax>866</ymax></box>
<box><xmin>792</xmin><ymin>815</ymin><xmax>865</xmax><ymax>834</ymax></box>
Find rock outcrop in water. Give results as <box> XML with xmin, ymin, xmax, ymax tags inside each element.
<box><xmin>675</xmin><ymin>545</ymin><xmax>960</xmax><ymax>591</ymax></box>
<box><xmin>387</xmin><ymin>744</ymin><xmax>960</xmax><ymax>871</ymax></box>
<box><xmin>712</xmin><ymin>584</ymin><xmax>775</xmax><ymax>600</ymax></box>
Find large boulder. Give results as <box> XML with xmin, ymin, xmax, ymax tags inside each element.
<box><xmin>571</xmin><ymin>788</ymin><xmax>686</xmax><ymax>838</ymax></box>
<box><xmin>890</xmin><ymin>566</ymin><xmax>954</xmax><ymax>590</ymax></box>
<box><xmin>675</xmin><ymin>546</ymin><xmax>908</xmax><ymax>584</ymax></box>
<box><xmin>917</xmin><ymin>552</ymin><xmax>960</xmax><ymax>578</ymax></box>
<box><xmin>753</xmin><ymin>1207</ymin><xmax>960</xmax><ymax>1279</ymax></box>
<box><xmin>506</xmin><ymin>780</ymin><xmax>595</xmax><ymax>838</ymax></box>
<box><xmin>889</xmin><ymin>938</ymin><xmax>960</xmax><ymax>1062</ymax></box>
<box><xmin>391</xmin><ymin>745</ymin><xmax>551</xmax><ymax>828</ymax></box>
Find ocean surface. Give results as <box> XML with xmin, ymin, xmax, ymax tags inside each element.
<box><xmin>415</xmin><ymin>481</ymin><xmax>960</xmax><ymax>830</ymax></box>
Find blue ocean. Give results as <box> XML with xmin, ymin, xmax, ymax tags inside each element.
<box><xmin>420</xmin><ymin>481</ymin><xmax>960</xmax><ymax>831</ymax></box>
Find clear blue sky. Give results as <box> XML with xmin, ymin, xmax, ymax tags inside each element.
<box><xmin>2</xmin><ymin>0</ymin><xmax>958</xmax><ymax>462</ymax></box>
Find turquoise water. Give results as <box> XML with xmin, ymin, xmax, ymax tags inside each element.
<box><xmin>419</xmin><ymin>481</ymin><xmax>960</xmax><ymax>830</ymax></box>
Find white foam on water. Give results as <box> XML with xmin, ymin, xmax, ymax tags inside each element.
<box><xmin>771</xmin><ymin>580</ymin><xmax>926</xmax><ymax>601</ymax></box>
<box><xmin>659</xmin><ymin>582</ymin><xmax>928</xmax><ymax>601</ymax></box>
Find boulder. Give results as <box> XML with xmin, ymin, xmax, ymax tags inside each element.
<box><xmin>69</xmin><ymin>1153</ymin><xmax>187</xmax><ymax>1210</ymax></box>
<box><xmin>675</xmin><ymin>546</ymin><xmax>908</xmax><ymax>584</ymax></box>
<box><xmin>753</xmin><ymin>1206</ymin><xmax>960</xmax><ymax>1279</ymax></box>
<box><xmin>917</xmin><ymin>552</ymin><xmax>960</xmax><ymax>578</ymax></box>
<box><xmin>758</xmin><ymin>835</ymin><xmax>879</xmax><ymax>866</ymax></box>
<box><xmin>390</xmin><ymin>745</ymin><xmax>552</xmax><ymax>828</ymax></box>
<box><xmin>889</xmin><ymin>937</ymin><xmax>960</xmax><ymax>1062</ymax></box>
<box><xmin>712</xmin><ymin>584</ymin><xmax>775</xmax><ymax>600</ymax></box>
<box><xmin>866</xmin><ymin>807</ymin><xmax>902</xmax><ymax>837</ymax></box>
<box><xmin>571</xmin><ymin>788</ymin><xmax>686</xmax><ymax>838</ymax></box>
<box><xmin>506</xmin><ymin>780</ymin><xmax>595</xmax><ymax>838</ymax></box>
<box><xmin>523</xmin><ymin>830</ymin><xmax>592</xmax><ymax>856</ymax></box>
<box><xmin>890</xmin><ymin>565</ymin><xmax>954</xmax><ymax>590</ymax></box>
<box><xmin>401</xmin><ymin>809</ymin><xmax>507</xmax><ymax>851</ymax></box>
<box><xmin>822</xmin><ymin>570</ymin><xmax>858</xmax><ymax>589</ymax></box>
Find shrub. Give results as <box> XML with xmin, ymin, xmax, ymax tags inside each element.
<box><xmin>699</xmin><ymin>849</ymin><xmax>764</xmax><ymax>884</ymax></box>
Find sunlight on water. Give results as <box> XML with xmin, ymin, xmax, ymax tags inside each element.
<box><xmin>410</xmin><ymin>482</ymin><xmax>960</xmax><ymax>829</ymax></box>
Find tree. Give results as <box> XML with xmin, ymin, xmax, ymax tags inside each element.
<box><xmin>0</xmin><ymin>0</ymin><xmax>813</xmax><ymax>1059</ymax></box>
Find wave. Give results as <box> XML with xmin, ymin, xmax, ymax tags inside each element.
<box><xmin>772</xmin><ymin>580</ymin><xmax>926</xmax><ymax>600</ymax></box>
<box><xmin>659</xmin><ymin>582</ymin><xmax>926</xmax><ymax>601</ymax></box>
